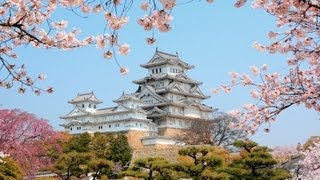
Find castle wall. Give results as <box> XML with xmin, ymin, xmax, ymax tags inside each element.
<box><xmin>131</xmin><ymin>145</ymin><xmax>180</xmax><ymax>163</ymax></box>
<box><xmin>126</xmin><ymin>130</ymin><xmax>150</xmax><ymax>150</ymax></box>
<box><xmin>158</xmin><ymin>127</ymin><xmax>186</xmax><ymax>138</ymax></box>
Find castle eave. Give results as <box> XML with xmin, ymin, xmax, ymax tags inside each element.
<box><xmin>156</xmin><ymin>89</ymin><xmax>210</xmax><ymax>99</ymax></box>
<box><xmin>68</xmin><ymin>99</ymin><xmax>103</xmax><ymax>104</ymax></box>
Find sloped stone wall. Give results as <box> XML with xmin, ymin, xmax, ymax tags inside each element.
<box><xmin>126</xmin><ymin>130</ymin><xmax>149</xmax><ymax>150</ymax></box>
<box><xmin>131</xmin><ymin>145</ymin><xmax>181</xmax><ymax>163</ymax></box>
<box><xmin>160</xmin><ymin>128</ymin><xmax>185</xmax><ymax>138</ymax></box>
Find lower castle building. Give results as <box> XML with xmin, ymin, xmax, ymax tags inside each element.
<box><xmin>60</xmin><ymin>50</ymin><xmax>217</xmax><ymax>148</ymax></box>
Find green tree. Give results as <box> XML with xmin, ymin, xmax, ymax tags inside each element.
<box><xmin>53</xmin><ymin>152</ymin><xmax>92</xmax><ymax>179</ymax></box>
<box><xmin>0</xmin><ymin>157</ymin><xmax>24</xmax><ymax>180</ymax></box>
<box><xmin>63</xmin><ymin>133</ymin><xmax>92</xmax><ymax>153</ymax></box>
<box><xmin>108</xmin><ymin>134</ymin><xmax>132</xmax><ymax>166</ymax></box>
<box><xmin>220</xmin><ymin>140</ymin><xmax>291</xmax><ymax>180</ymax></box>
<box><xmin>53</xmin><ymin>133</ymin><xmax>132</xmax><ymax>179</ymax></box>
<box><xmin>176</xmin><ymin>146</ymin><xmax>231</xmax><ymax>179</ymax></box>
<box><xmin>123</xmin><ymin>157</ymin><xmax>173</xmax><ymax>179</ymax></box>
<box><xmin>124</xmin><ymin>146</ymin><xmax>232</xmax><ymax>179</ymax></box>
<box><xmin>89</xmin><ymin>159</ymin><xmax>114</xmax><ymax>180</ymax></box>
<box><xmin>91</xmin><ymin>133</ymin><xmax>113</xmax><ymax>159</ymax></box>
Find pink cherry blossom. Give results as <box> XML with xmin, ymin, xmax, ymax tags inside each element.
<box><xmin>0</xmin><ymin>109</ymin><xmax>62</xmax><ymax>176</ymax></box>
<box><xmin>140</xmin><ymin>2</ymin><xmax>150</xmax><ymax>11</ymax></box>
<box><xmin>119</xmin><ymin>43</ymin><xmax>130</xmax><ymax>55</ymax></box>
<box><xmin>120</xmin><ymin>67</ymin><xmax>129</xmax><ymax>75</ymax></box>
<box><xmin>159</xmin><ymin>0</ymin><xmax>176</xmax><ymax>10</ymax></box>
<box><xmin>146</xmin><ymin>37</ymin><xmax>156</xmax><ymax>45</ymax></box>
<box><xmin>234</xmin><ymin>0</ymin><xmax>247</xmax><ymax>8</ymax></box>
<box><xmin>250</xmin><ymin>66</ymin><xmax>260</xmax><ymax>75</ymax></box>
<box><xmin>104</xmin><ymin>51</ymin><xmax>113</xmax><ymax>59</ymax></box>
<box><xmin>250</xmin><ymin>90</ymin><xmax>260</xmax><ymax>99</ymax></box>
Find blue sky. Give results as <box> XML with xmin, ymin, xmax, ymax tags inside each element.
<box><xmin>0</xmin><ymin>1</ymin><xmax>319</xmax><ymax>147</ymax></box>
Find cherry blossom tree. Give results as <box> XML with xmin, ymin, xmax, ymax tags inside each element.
<box><xmin>0</xmin><ymin>0</ymin><xmax>203</xmax><ymax>94</ymax></box>
<box><xmin>298</xmin><ymin>141</ymin><xmax>320</xmax><ymax>178</ymax></box>
<box><xmin>0</xmin><ymin>108</ymin><xmax>62</xmax><ymax>177</ymax></box>
<box><xmin>211</xmin><ymin>0</ymin><xmax>320</xmax><ymax>133</ymax></box>
<box><xmin>271</xmin><ymin>145</ymin><xmax>299</xmax><ymax>164</ymax></box>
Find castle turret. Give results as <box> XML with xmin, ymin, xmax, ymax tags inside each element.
<box><xmin>68</xmin><ymin>92</ymin><xmax>102</xmax><ymax>113</ymax></box>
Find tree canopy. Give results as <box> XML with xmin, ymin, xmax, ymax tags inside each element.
<box><xmin>54</xmin><ymin>132</ymin><xmax>132</xmax><ymax>179</ymax></box>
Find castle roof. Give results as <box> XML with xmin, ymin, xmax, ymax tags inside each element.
<box><xmin>133</xmin><ymin>73</ymin><xmax>202</xmax><ymax>85</ymax></box>
<box><xmin>60</xmin><ymin>106</ymin><xmax>90</xmax><ymax>119</ymax></box>
<box><xmin>68</xmin><ymin>92</ymin><xmax>102</xmax><ymax>104</ymax></box>
<box><xmin>140</xmin><ymin>50</ymin><xmax>194</xmax><ymax>69</ymax></box>
<box><xmin>113</xmin><ymin>92</ymin><xmax>141</xmax><ymax>103</ymax></box>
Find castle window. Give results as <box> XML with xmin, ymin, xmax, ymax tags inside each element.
<box><xmin>98</xmin><ymin>126</ymin><xmax>103</xmax><ymax>129</ymax></box>
<box><xmin>159</xmin><ymin>68</ymin><xmax>162</xmax><ymax>72</ymax></box>
<box><xmin>156</xmin><ymin>69</ymin><xmax>158</xmax><ymax>73</ymax></box>
<box><xmin>94</xmin><ymin>105</ymin><xmax>96</xmax><ymax>109</ymax></box>
<box><xmin>82</xmin><ymin>104</ymin><xmax>85</xmax><ymax>108</ymax></box>
<box><xmin>89</xmin><ymin>104</ymin><xmax>91</xmax><ymax>108</ymax></box>
<box><xmin>140</xmin><ymin>123</ymin><xmax>142</xmax><ymax>127</ymax></box>
<box><xmin>77</xmin><ymin>127</ymin><xmax>81</xmax><ymax>130</ymax></box>
<box><xmin>109</xmin><ymin>125</ymin><xmax>111</xmax><ymax>128</ymax></box>
<box><xmin>70</xmin><ymin>128</ymin><xmax>72</xmax><ymax>131</ymax></box>
<box><xmin>136</xmin><ymin>123</ymin><xmax>138</xmax><ymax>126</ymax></box>
<box><xmin>152</xmin><ymin>69</ymin><xmax>154</xmax><ymax>74</ymax></box>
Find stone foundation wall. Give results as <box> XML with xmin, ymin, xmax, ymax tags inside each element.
<box><xmin>131</xmin><ymin>145</ymin><xmax>181</xmax><ymax>163</ymax></box>
<box><xmin>126</xmin><ymin>130</ymin><xmax>150</xmax><ymax>150</ymax></box>
<box><xmin>159</xmin><ymin>128</ymin><xmax>186</xmax><ymax>138</ymax></box>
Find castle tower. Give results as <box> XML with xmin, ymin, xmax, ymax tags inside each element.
<box><xmin>133</xmin><ymin>49</ymin><xmax>216</xmax><ymax>137</ymax></box>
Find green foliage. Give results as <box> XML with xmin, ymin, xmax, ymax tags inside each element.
<box><xmin>91</xmin><ymin>132</ymin><xmax>112</xmax><ymax>159</ymax></box>
<box><xmin>53</xmin><ymin>132</ymin><xmax>132</xmax><ymax>179</ymax></box>
<box><xmin>63</xmin><ymin>133</ymin><xmax>92</xmax><ymax>153</ymax></box>
<box><xmin>220</xmin><ymin>140</ymin><xmax>291</xmax><ymax>180</ymax></box>
<box><xmin>89</xmin><ymin>159</ymin><xmax>114</xmax><ymax>179</ymax></box>
<box><xmin>125</xmin><ymin>146</ymin><xmax>231</xmax><ymax>179</ymax></box>
<box><xmin>108</xmin><ymin>134</ymin><xmax>132</xmax><ymax>166</ymax></box>
<box><xmin>124</xmin><ymin>143</ymin><xmax>291</xmax><ymax>180</ymax></box>
<box><xmin>53</xmin><ymin>152</ymin><xmax>92</xmax><ymax>178</ymax></box>
<box><xmin>124</xmin><ymin>157</ymin><xmax>172</xmax><ymax>179</ymax></box>
<box><xmin>0</xmin><ymin>157</ymin><xmax>24</xmax><ymax>180</ymax></box>
<box><xmin>176</xmin><ymin>146</ymin><xmax>230</xmax><ymax>179</ymax></box>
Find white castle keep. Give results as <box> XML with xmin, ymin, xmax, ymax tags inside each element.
<box><xmin>61</xmin><ymin>50</ymin><xmax>217</xmax><ymax>147</ymax></box>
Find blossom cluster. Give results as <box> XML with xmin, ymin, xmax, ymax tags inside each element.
<box><xmin>0</xmin><ymin>0</ymin><xmax>145</xmax><ymax>93</ymax></box>
<box><xmin>271</xmin><ymin>145</ymin><xmax>299</xmax><ymax>163</ymax></box>
<box><xmin>299</xmin><ymin>142</ymin><xmax>320</xmax><ymax>178</ymax></box>
<box><xmin>0</xmin><ymin>109</ymin><xmax>62</xmax><ymax>176</ymax></box>
<box><xmin>214</xmin><ymin>0</ymin><xmax>320</xmax><ymax>134</ymax></box>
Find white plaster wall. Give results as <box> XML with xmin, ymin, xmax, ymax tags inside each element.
<box><xmin>185</xmin><ymin>106</ymin><xmax>200</xmax><ymax>118</ymax></box>
<box><xmin>75</xmin><ymin>102</ymin><xmax>97</xmax><ymax>113</ymax></box>
<box><xmin>66</xmin><ymin>120</ymin><xmax>153</xmax><ymax>134</ymax></box>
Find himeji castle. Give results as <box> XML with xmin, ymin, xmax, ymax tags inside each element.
<box><xmin>61</xmin><ymin>49</ymin><xmax>217</xmax><ymax>148</ymax></box>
